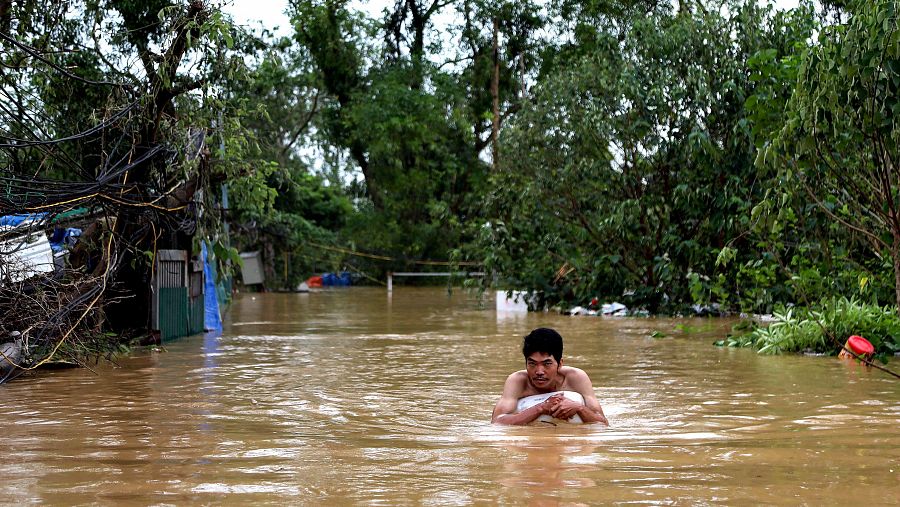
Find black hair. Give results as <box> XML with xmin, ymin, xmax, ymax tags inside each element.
<box><xmin>522</xmin><ymin>328</ymin><xmax>563</xmax><ymax>364</ymax></box>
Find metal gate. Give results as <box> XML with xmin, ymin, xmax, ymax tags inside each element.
<box><xmin>153</xmin><ymin>249</ymin><xmax>204</xmax><ymax>342</ymax></box>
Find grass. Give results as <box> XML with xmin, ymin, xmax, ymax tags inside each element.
<box><xmin>717</xmin><ymin>297</ymin><xmax>900</xmax><ymax>360</ymax></box>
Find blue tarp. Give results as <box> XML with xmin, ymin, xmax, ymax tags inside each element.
<box><xmin>201</xmin><ymin>242</ymin><xmax>223</xmax><ymax>334</ymax></box>
<box><xmin>3</xmin><ymin>215</ymin><xmax>82</xmax><ymax>253</ymax></box>
<box><xmin>321</xmin><ymin>272</ymin><xmax>351</xmax><ymax>286</ymax></box>
<box><xmin>48</xmin><ymin>227</ymin><xmax>82</xmax><ymax>253</ymax></box>
<box><xmin>0</xmin><ymin>213</ymin><xmax>47</xmax><ymax>228</ymax></box>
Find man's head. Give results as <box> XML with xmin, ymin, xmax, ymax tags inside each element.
<box><xmin>522</xmin><ymin>328</ymin><xmax>564</xmax><ymax>390</ymax></box>
<box><xmin>522</xmin><ymin>327</ymin><xmax>563</xmax><ymax>363</ymax></box>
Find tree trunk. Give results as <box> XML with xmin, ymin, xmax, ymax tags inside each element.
<box><xmin>350</xmin><ymin>142</ymin><xmax>381</xmax><ymax>209</ymax></box>
<box><xmin>264</xmin><ymin>240</ymin><xmax>276</xmax><ymax>292</ymax></box>
<box><xmin>520</xmin><ymin>52</ymin><xmax>526</xmax><ymax>98</ymax></box>
<box><xmin>0</xmin><ymin>0</ymin><xmax>10</xmax><ymax>33</ymax></box>
<box><xmin>893</xmin><ymin>231</ymin><xmax>900</xmax><ymax>311</ymax></box>
<box><xmin>491</xmin><ymin>17</ymin><xmax>500</xmax><ymax>171</ymax></box>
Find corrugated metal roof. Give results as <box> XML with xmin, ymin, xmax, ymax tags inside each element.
<box><xmin>0</xmin><ymin>228</ymin><xmax>55</xmax><ymax>284</ymax></box>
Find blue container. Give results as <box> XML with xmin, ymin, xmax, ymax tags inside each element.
<box><xmin>320</xmin><ymin>272</ymin><xmax>351</xmax><ymax>287</ymax></box>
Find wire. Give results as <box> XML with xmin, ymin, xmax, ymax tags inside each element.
<box><xmin>0</xmin><ymin>31</ymin><xmax>132</xmax><ymax>89</ymax></box>
<box><xmin>305</xmin><ymin>240</ymin><xmax>482</xmax><ymax>266</ymax></box>
<box><xmin>0</xmin><ymin>102</ymin><xmax>138</xmax><ymax>148</ymax></box>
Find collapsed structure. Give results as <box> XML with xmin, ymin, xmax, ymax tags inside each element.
<box><xmin>0</xmin><ymin>2</ymin><xmax>227</xmax><ymax>383</ymax></box>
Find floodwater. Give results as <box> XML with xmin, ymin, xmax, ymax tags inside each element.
<box><xmin>2</xmin><ymin>287</ymin><xmax>898</xmax><ymax>505</ymax></box>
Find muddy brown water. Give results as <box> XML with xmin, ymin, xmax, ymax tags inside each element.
<box><xmin>1</xmin><ymin>287</ymin><xmax>898</xmax><ymax>505</ymax></box>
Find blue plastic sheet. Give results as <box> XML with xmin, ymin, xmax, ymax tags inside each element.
<box><xmin>48</xmin><ymin>227</ymin><xmax>82</xmax><ymax>252</ymax></box>
<box><xmin>0</xmin><ymin>213</ymin><xmax>47</xmax><ymax>228</ymax></box>
<box><xmin>201</xmin><ymin>242</ymin><xmax>223</xmax><ymax>334</ymax></box>
<box><xmin>321</xmin><ymin>272</ymin><xmax>351</xmax><ymax>286</ymax></box>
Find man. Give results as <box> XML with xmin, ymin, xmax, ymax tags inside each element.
<box><xmin>491</xmin><ymin>327</ymin><xmax>608</xmax><ymax>425</ymax></box>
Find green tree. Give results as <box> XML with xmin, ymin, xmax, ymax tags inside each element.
<box><xmin>0</xmin><ymin>1</ymin><xmax>278</xmax><ymax>359</ymax></box>
<box><xmin>287</xmin><ymin>0</ymin><xmax>545</xmax><ymax>271</ymax></box>
<box><xmin>770</xmin><ymin>0</ymin><xmax>900</xmax><ymax>308</ymax></box>
<box><xmin>480</xmin><ymin>0</ymin><xmax>790</xmax><ymax>313</ymax></box>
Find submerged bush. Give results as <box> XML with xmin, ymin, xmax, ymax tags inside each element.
<box><xmin>718</xmin><ymin>297</ymin><xmax>900</xmax><ymax>360</ymax></box>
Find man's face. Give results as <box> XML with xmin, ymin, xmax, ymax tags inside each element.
<box><xmin>525</xmin><ymin>351</ymin><xmax>561</xmax><ymax>389</ymax></box>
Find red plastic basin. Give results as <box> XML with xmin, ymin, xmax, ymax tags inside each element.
<box><xmin>846</xmin><ymin>335</ymin><xmax>874</xmax><ymax>355</ymax></box>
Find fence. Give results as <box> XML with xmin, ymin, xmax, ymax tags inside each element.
<box><xmin>386</xmin><ymin>271</ymin><xmax>486</xmax><ymax>291</ymax></box>
<box><xmin>152</xmin><ymin>249</ymin><xmax>204</xmax><ymax>342</ymax></box>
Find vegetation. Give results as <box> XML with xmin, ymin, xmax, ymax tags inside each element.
<box><xmin>718</xmin><ymin>297</ymin><xmax>900</xmax><ymax>360</ymax></box>
<box><xmin>3</xmin><ymin>0</ymin><xmax>900</xmax><ymax>367</ymax></box>
<box><xmin>480</xmin><ymin>0</ymin><xmax>784</xmax><ymax>313</ymax></box>
<box><xmin>0</xmin><ymin>0</ymin><xmax>271</xmax><ymax>373</ymax></box>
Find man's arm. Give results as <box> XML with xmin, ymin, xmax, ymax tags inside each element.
<box><xmin>551</xmin><ymin>368</ymin><xmax>608</xmax><ymax>425</ymax></box>
<box><xmin>491</xmin><ymin>372</ymin><xmax>562</xmax><ymax>425</ymax></box>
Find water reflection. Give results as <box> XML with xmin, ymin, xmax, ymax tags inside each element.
<box><xmin>501</xmin><ymin>442</ymin><xmax>598</xmax><ymax>507</ymax></box>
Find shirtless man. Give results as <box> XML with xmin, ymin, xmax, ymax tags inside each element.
<box><xmin>491</xmin><ymin>328</ymin><xmax>608</xmax><ymax>425</ymax></box>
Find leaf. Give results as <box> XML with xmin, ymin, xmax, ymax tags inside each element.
<box><xmin>716</xmin><ymin>247</ymin><xmax>737</xmax><ymax>268</ymax></box>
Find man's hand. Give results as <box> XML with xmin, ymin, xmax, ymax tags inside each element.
<box><xmin>550</xmin><ymin>397</ymin><xmax>584</xmax><ymax>420</ymax></box>
<box><xmin>539</xmin><ymin>394</ymin><xmax>565</xmax><ymax>415</ymax></box>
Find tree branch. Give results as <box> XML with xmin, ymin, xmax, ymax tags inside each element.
<box><xmin>801</xmin><ymin>178</ymin><xmax>888</xmax><ymax>251</ymax></box>
<box><xmin>282</xmin><ymin>88</ymin><xmax>319</xmax><ymax>157</ymax></box>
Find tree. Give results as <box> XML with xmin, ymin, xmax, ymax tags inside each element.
<box><xmin>479</xmin><ymin>0</ymin><xmax>789</xmax><ymax>312</ymax></box>
<box><xmin>0</xmin><ymin>1</ymin><xmax>276</xmax><ymax>371</ymax></box>
<box><xmin>287</xmin><ymin>0</ymin><xmax>545</xmax><ymax>269</ymax></box>
<box><xmin>220</xmin><ymin>32</ymin><xmax>353</xmax><ymax>287</ymax></box>
<box><xmin>771</xmin><ymin>0</ymin><xmax>900</xmax><ymax>308</ymax></box>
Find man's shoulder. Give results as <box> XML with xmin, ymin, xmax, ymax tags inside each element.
<box><xmin>561</xmin><ymin>365</ymin><xmax>589</xmax><ymax>377</ymax></box>
<box><xmin>500</xmin><ymin>370</ymin><xmax>531</xmax><ymax>397</ymax></box>
<box><xmin>560</xmin><ymin>365</ymin><xmax>593</xmax><ymax>385</ymax></box>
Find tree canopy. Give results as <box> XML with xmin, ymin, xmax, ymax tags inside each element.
<box><xmin>4</xmin><ymin>0</ymin><xmax>900</xmax><ymax>362</ymax></box>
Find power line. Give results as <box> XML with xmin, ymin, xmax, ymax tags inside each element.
<box><xmin>305</xmin><ymin>240</ymin><xmax>481</xmax><ymax>266</ymax></box>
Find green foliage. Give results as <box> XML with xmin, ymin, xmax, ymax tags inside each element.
<box><xmin>205</xmin><ymin>27</ymin><xmax>354</xmax><ymax>288</ymax></box>
<box><xmin>766</xmin><ymin>0</ymin><xmax>900</xmax><ymax>308</ymax></box>
<box><xmin>105</xmin><ymin>0</ymin><xmax>176</xmax><ymax>51</ymax></box>
<box><xmin>12</xmin><ymin>0</ymin><xmax>900</xmax><ymax>367</ymax></box>
<box><xmin>720</xmin><ymin>297</ymin><xmax>900</xmax><ymax>359</ymax></box>
<box><xmin>699</xmin><ymin>0</ymin><xmax>900</xmax><ymax>315</ymax></box>
<box><xmin>478</xmin><ymin>0</ymin><xmax>776</xmax><ymax>312</ymax></box>
<box><xmin>289</xmin><ymin>0</ymin><xmax>532</xmax><ymax>278</ymax></box>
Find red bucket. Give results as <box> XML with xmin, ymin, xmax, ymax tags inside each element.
<box><xmin>839</xmin><ymin>335</ymin><xmax>874</xmax><ymax>360</ymax></box>
<box><xmin>846</xmin><ymin>335</ymin><xmax>874</xmax><ymax>355</ymax></box>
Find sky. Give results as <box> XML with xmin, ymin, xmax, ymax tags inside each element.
<box><xmin>222</xmin><ymin>0</ymin><xmax>388</xmax><ymax>37</ymax></box>
<box><xmin>223</xmin><ymin>0</ymin><xmax>805</xmax><ymax>38</ymax></box>
<box><xmin>221</xmin><ymin>0</ymin><xmax>292</xmax><ymax>37</ymax></box>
